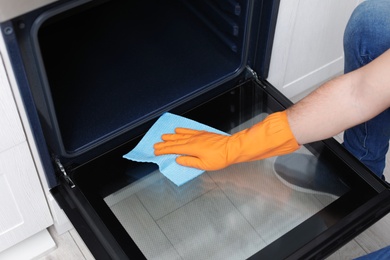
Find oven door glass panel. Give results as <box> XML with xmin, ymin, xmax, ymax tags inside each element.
<box><xmin>103</xmin><ymin>144</ymin><xmax>347</xmax><ymax>260</ymax></box>
<box><xmin>69</xmin><ymin>80</ymin><xmax>385</xmax><ymax>259</ymax></box>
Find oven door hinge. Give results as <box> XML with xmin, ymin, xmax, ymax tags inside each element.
<box><xmin>245</xmin><ymin>66</ymin><xmax>260</xmax><ymax>83</ymax></box>
<box><xmin>55</xmin><ymin>158</ymin><xmax>75</xmax><ymax>188</ymax></box>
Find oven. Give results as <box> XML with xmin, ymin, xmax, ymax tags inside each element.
<box><xmin>2</xmin><ymin>0</ymin><xmax>390</xmax><ymax>259</ymax></box>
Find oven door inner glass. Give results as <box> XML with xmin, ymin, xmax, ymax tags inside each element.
<box><xmin>104</xmin><ymin>145</ymin><xmax>348</xmax><ymax>260</ymax></box>
<box><xmin>93</xmin><ymin>83</ymin><xmax>350</xmax><ymax>259</ymax></box>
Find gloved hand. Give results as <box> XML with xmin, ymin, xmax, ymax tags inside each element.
<box><xmin>154</xmin><ymin>111</ymin><xmax>300</xmax><ymax>171</ymax></box>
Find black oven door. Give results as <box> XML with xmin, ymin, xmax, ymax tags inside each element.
<box><xmin>52</xmin><ymin>79</ymin><xmax>390</xmax><ymax>259</ymax></box>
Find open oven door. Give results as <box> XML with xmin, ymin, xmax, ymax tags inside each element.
<box><xmin>2</xmin><ymin>0</ymin><xmax>390</xmax><ymax>259</ymax></box>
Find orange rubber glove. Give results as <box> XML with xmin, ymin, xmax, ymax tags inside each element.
<box><xmin>154</xmin><ymin>111</ymin><xmax>300</xmax><ymax>171</ymax></box>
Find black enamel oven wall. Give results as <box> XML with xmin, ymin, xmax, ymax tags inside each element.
<box><xmin>33</xmin><ymin>0</ymin><xmax>254</xmax><ymax>160</ymax></box>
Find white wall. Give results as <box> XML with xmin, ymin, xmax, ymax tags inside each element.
<box><xmin>268</xmin><ymin>0</ymin><xmax>364</xmax><ymax>99</ymax></box>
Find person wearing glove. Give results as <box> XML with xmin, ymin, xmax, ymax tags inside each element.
<box><xmin>154</xmin><ymin>2</ymin><xmax>390</xmax><ymax>259</ymax></box>
<box><xmin>154</xmin><ymin>49</ymin><xmax>390</xmax><ymax>172</ymax></box>
<box><xmin>154</xmin><ymin>111</ymin><xmax>300</xmax><ymax>171</ymax></box>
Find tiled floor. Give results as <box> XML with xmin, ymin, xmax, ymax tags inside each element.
<box><xmin>39</xmin><ymin>227</ymin><xmax>94</xmax><ymax>260</ymax></box>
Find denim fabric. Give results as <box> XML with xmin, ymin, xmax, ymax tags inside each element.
<box><xmin>355</xmin><ymin>245</ymin><xmax>390</xmax><ymax>260</ymax></box>
<box><xmin>343</xmin><ymin>0</ymin><xmax>390</xmax><ymax>178</ymax></box>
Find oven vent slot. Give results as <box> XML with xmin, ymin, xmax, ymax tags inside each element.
<box><xmin>182</xmin><ymin>0</ymin><xmax>242</xmax><ymax>53</ymax></box>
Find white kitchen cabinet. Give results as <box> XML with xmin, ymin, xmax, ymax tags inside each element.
<box><xmin>0</xmin><ymin>55</ymin><xmax>25</xmax><ymax>152</ymax></box>
<box><xmin>0</xmin><ymin>142</ymin><xmax>53</xmax><ymax>252</ymax></box>
<box><xmin>268</xmin><ymin>0</ymin><xmax>364</xmax><ymax>99</ymax></box>
<box><xmin>0</xmin><ymin>49</ymin><xmax>53</xmax><ymax>253</ymax></box>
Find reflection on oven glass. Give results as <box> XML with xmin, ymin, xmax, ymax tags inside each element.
<box><xmin>103</xmin><ymin>115</ymin><xmax>349</xmax><ymax>259</ymax></box>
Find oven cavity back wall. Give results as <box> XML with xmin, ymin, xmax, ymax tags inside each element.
<box><xmin>35</xmin><ymin>0</ymin><xmax>250</xmax><ymax>158</ymax></box>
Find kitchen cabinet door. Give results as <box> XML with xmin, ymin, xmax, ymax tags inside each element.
<box><xmin>0</xmin><ymin>53</ymin><xmax>25</xmax><ymax>152</ymax></box>
<box><xmin>0</xmin><ymin>142</ymin><xmax>53</xmax><ymax>252</ymax></box>
<box><xmin>0</xmin><ymin>52</ymin><xmax>52</xmax><ymax>252</ymax></box>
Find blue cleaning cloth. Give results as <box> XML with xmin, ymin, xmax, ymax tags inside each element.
<box><xmin>123</xmin><ymin>112</ymin><xmax>228</xmax><ymax>186</ymax></box>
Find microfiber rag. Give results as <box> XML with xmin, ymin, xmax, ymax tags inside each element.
<box><xmin>123</xmin><ymin>112</ymin><xmax>228</xmax><ymax>186</ymax></box>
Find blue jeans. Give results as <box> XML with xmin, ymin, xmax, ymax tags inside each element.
<box><xmin>355</xmin><ymin>245</ymin><xmax>390</xmax><ymax>260</ymax></box>
<box><xmin>343</xmin><ymin>0</ymin><xmax>390</xmax><ymax>178</ymax></box>
<box><xmin>346</xmin><ymin>2</ymin><xmax>390</xmax><ymax>260</ymax></box>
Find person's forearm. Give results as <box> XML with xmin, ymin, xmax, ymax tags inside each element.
<box><xmin>286</xmin><ymin>75</ymin><xmax>362</xmax><ymax>144</ymax></box>
<box><xmin>287</xmin><ymin>49</ymin><xmax>390</xmax><ymax>145</ymax></box>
